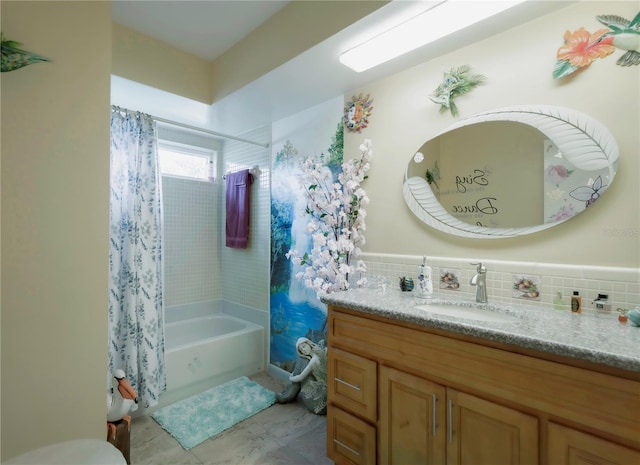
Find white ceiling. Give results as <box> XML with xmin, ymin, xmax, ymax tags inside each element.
<box><xmin>111</xmin><ymin>1</ymin><xmax>573</xmax><ymax>136</ymax></box>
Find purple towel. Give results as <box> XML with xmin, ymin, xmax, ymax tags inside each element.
<box><xmin>225</xmin><ymin>169</ymin><xmax>253</xmax><ymax>248</ymax></box>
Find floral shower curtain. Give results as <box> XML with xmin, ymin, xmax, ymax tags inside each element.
<box><xmin>108</xmin><ymin>106</ymin><xmax>166</xmax><ymax>408</ymax></box>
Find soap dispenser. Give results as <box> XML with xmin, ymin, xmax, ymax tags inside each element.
<box><xmin>553</xmin><ymin>292</ymin><xmax>564</xmax><ymax>311</ymax></box>
<box><xmin>417</xmin><ymin>256</ymin><xmax>433</xmax><ymax>300</ymax></box>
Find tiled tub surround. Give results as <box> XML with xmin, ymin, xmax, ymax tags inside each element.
<box><xmin>321</xmin><ymin>288</ymin><xmax>640</xmax><ymax>372</ymax></box>
<box><xmin>359</xmin><ymin>253</ymin><xmax>640</xmax><ymax>315</ymax></box>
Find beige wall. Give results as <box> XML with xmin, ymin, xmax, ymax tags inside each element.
<box><xmin>344</xmin><ymin>0</ymin><xmax>640</xmax><ymax>268</ymax></box>
<box><xmin>112</xmin><ymin>1</ymin><xmax>386</xmax><ymax>105</ymax></box>
<box><xmin>112</xmin><ymin>22</ymin><xmax>214</xmax><ymax>104</ymax></box>
<box><xmin>1</xmin><ymin>1</ymin><xmax>111</xmax><ymax>460</ymax></box>
<box><xmin>210</xmin><ymin>0</ymin><xmax>386</xmax><ymax>102</ymax></box>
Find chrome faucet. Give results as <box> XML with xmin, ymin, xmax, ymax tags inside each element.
<box><xmin>470</xmin><ymin>262</ymin><xmax>488</xmax><ymax>303</ymax></box>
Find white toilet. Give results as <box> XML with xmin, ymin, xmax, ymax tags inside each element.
<box><xmin>3</xmin><ymin>439</ymin><xmax>127</xmax><ymax>465</ymax></box>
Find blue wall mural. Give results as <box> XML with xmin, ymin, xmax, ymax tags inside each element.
<box><xmin>270</xmin><ymin>97</ymin><xmax>344</xmax><ymax>369</ymax></box>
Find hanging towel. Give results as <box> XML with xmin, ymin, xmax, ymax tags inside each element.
<box><xmin>225</xmin><ymin>169</ymin><xmax>253</xmax><ymax>248</ymax></box>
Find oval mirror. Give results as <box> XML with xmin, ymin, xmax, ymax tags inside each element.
<box><xmin>403</xmin><ymin>105</ymin><xmax>619</xmax><ymax>238</ymax></box>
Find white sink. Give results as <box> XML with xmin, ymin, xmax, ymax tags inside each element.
<box><xmin>414</xmin><ymin>303</ymin><xmax>519</xmax><ymax>323</ymax></box>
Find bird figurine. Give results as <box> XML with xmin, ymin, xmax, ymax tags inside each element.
<box><xmin>106</xmin><ymin>369</ymin><xmax>138</xmax><ymax>422</ymax></box>
<box><xmin>1</xmin><ymin>34</ymin><xmax>50</xmax><ymax>72</ymax></box>
<box><xmin>596</xmin><ymin>12</ymin><xmax>640</xmax><ymax>66</ymax></box>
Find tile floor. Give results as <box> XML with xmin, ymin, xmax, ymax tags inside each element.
<box><xmin>130</xmin><ymin>372</ymin><xmax>333</xmax><ymax>465</ymax></box>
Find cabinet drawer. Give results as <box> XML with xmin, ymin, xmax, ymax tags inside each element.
<box><xmin>328</xmin><ymin>348</ymin><xmax>377</xmax><ymax>422</ymax></box>
<box><xmin>327</xmin><ymin>406</ymin><xmax>376</xmax><ymax>465</ymax></box>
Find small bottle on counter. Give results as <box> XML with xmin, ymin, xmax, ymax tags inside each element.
<box><xmin>594</xmin><ymin>293</ymin><xmax>612</xmax><ymax>317</ymax></box>
<box><xmin>553</xmin><ymin>291</ymin><xmax>564</xmax><ymax>311</ymax></box>
<box><xmin>570</xmin><ymin>291</ymin><xmax>582</xmax><ymax>313</ymax></box>
<box><xmin>618</xmin><ymin>309</ymin><xmax>628</xmax><ymax>324</ymax></box>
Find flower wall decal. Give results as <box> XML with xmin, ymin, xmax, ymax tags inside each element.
<box><xmin>545</xmin><ymin>164</ymin><xmax>574</xmax><ymax>186</ymax></box>
<box><xmin>553</xmin><ymin>27</ymin><xmax>615</xmax><ymax>79</ymax></box>
<box><xmin>548</xmin><ymin>203</ymin><xmax>576</xmax><ymax>222</ymax></box>
<box><xmin>553</xmin><ymin>11</ymin><xmax>640</xmax><ymax>79</ymax></box>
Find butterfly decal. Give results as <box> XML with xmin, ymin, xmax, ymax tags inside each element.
<box><xmin>570</xmin><ymin>175</ymin><xmax>607</xmax><ymax>207</ymax></box>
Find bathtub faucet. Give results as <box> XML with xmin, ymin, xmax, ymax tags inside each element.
<box><xmin>470</xmin><ymin>262</ymin><xmax>488</xmax><ymax>303</ymax></box>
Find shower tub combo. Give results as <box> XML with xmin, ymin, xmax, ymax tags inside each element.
<box><xmin>159</xmin><ymin>303</ymin><xmax>265</xmax><ymax>408</ymax></box>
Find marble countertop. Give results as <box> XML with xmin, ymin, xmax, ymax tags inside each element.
<box><xmin>321</xmin><ymin>288</ymin><xmax>640</xmax><ymax>373</ymax></box>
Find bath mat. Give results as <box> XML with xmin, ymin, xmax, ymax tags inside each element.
<box><xmin>151</xmin><ymin>376</ymin><xmax>276</xmax><ymax>450</ymax></box>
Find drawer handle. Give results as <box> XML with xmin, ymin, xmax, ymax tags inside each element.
<box><xmin>432</xmin><ymin>394</ymin><xmax>437</xmax><ymax>437</ymax></box>
<box><xmin>448</xmin><ymin>399</ymin><xmax>454</xmax><ymax>444</ymax></box>
<box><xmin>335</xmin><ymin>377</ymin><xmax>361</xmax><ymax>391</ymax></box>
<box><xmin>334</xmin><ymin>439</ymin><xmax>360</xmax><ymax>456</ymax></box>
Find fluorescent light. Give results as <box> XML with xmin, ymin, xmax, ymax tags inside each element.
<box><xmin>339</xmin><ymin>0</ymin><xmax>526</xmax><ymax>72</ymax></box>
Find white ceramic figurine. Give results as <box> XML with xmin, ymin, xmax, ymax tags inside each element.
<box><xmin>106</xmin><ymin>369</ymin><xmax>138</xmax><ymax>422</ymax></box>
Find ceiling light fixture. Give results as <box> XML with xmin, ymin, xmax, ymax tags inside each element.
<box><xmin>339</xmin><ymin>0</ymin><xmax>527</xmax><ymax>72</ymax></box>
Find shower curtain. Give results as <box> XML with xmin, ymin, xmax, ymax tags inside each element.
<box><xmin>108</xmin><ymin>107</ymin><xmax>166</xmax><ymax>408</ymax></box>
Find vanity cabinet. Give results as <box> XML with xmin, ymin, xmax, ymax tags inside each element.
<box><xmin>547</xmin><ymin>423</ymin><xmax>640</xmax><ymax>465</ymax></box>
<box><xmin>326</xmin><ymin>306</ymin><xmax>640</xmax><ymax>465</ymax></box>
<box><xmin>379</xmin><ymin>366</ymin><xmax>538</xmax><ymax>465</ymax></box>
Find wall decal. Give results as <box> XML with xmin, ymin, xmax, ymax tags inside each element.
<box><xmin>570</xmin><ymin>175</ymin><xmax>607</xmax><ymax>208</ymax></box>
<box><xmin>553</xmin><ymin>27</ymin><xmax>615</xmax><ymax>79</ymax></box>
<box><xmin>1</xmin><ymin>34</ymin><xmax>50</xmax><ymax>72</ymax></box>
<box><xmin>343</xmin><ymin>93</ymin><xmax>373</xmax><ymax>133</ymax></box>
<box><xmin>429</xmin><ymin>65</ymin><xmax>486</xmax><ymax>117</ymax></box>
<box><xmin>553</xmin><ymin>12</ymin><xmax>639</xmax><ymax>79</ymax></box>
<box><xmin>439</xmin><ymin>269</ymin><xmax>460</xmax><ymax>290</ymax></box>
<box><xmin>270</xmin><ymin>97</ymin><xmax>344</xmax><ymax>368</ymax></box>
<box><xmin>596</xmin><ymin>12</ymin><xmax>640</xmax><ymax>66</ymax></box>
<box><xmin>512</xmin><ymin>275</ymin><xmax>540</xmax><ymax>300</ymax></box>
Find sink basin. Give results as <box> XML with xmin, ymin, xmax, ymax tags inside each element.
<box><xmin>415</xmin><ymin>303</ymin><xmax>519</xmax><ymax>323</ymax></box>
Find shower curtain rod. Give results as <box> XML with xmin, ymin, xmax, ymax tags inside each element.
<box><xmin>153</xmin><ymin>116</ymin><xmax>270</xmax><ymax>149</ymax></box>
<box><xmin>111</xmin><ymin>106</ymin><xmax>269</xmax><ymax>148</ymax></box>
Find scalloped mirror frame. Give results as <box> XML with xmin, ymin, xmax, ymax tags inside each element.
<box><xmin>403</xmin><ymin>105</ymin><xmax>619</xmax><ymax>239</ymax></box>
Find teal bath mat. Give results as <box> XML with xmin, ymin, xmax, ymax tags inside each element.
<box><xmin>151</xmin><ymin>376</ymin><xmax>276</xmax><ymax>450</ymax></box>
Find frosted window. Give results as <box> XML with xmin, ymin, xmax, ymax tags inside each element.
<box><xmin>159</xmin><ymin>142</ymin><xmax>215</xmax><ymax>181</ymax></box>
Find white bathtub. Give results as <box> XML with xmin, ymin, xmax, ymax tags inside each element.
<box><xmin>160</xmin><ymin>310</ymin><xmax>265</xmax><ymax>408</ymax></box>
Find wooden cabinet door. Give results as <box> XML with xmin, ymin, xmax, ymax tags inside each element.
<box><xmin>379</xmin><ymin>366</ymin><xmax>446</xmax><ymax>465</ymax></box>
<box><xmin>547</xmin><ymin>422</ymin><xmax>640</xmax><ymax>465</ymax></box>
<box><xmin>447</xmin><ymin>389</ymin><xmax>538</xmax><ymax>465</ymax></box>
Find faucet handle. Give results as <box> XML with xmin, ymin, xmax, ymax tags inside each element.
<box><xmin>470</xmin><ymin>262</ymin><xmax>487</xmax><ymax>273</ymax></box>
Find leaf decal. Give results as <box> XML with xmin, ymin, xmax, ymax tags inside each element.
<box><xmin>553</xmin><ymin>59</ymin><xmax>580</xmax><ymax>80</ymax></box>
<box><xmin>1</xmin><ymin>33</ymin><xmax>50</xmax><ymax>72</ymax></box>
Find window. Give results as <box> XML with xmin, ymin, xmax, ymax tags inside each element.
<box><xmin>158</xmin><ymin>141</ymin><xmax>216</xmax><ymax>181</ymax></box>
